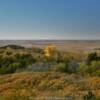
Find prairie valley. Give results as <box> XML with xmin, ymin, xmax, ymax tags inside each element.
<box><xmin>0</xmin><ymin>40</ymin><xmax>100</xmax><ymax>100</ymax></box>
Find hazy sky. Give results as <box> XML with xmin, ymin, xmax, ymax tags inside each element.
<box><xmin>0</xmin><ymin>0</ymin><xmax>100</xmax><ymax>40</ymax></box>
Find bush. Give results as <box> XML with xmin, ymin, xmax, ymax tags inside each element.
<box><xmin>77</xmin><ymin>62</ymin><xmax>89</xmax><ymax>76</ymax></box>
<box><xmin>77</xmin><ymin>61</ymin><xmax>100</xmax><ymax>76</ymax></box>
<box><xmin>57</xmin><ymin>53</ymin><xmax>70</xmax><ymax>64</ymax></box>
<box><xmin>52</xmin><ymin>63</ymin><xmax>68</xmax><ymax>73</ymax></box>
<box><xmin>83</xmin><ymin>91</ymin><xmax>96</xmax><ymax>100</ymax></box>
<box><xmin>90</xmin><ymin>61</ymin><xmax>100</xmax><ymax>76</ymax></box>
<box><xmin>87</xmin><ymin>52</ymin><xmax>97</xmax><ymax>64</ymax></box>
<box><xmin>0</xmin><ymin>66</ymin><xmax>16</xmax><ymax>74</ymax></box>
<box><xmin>0</xmin><ymin>51</ymin><xmax>36</xmax><ymax>74</ymax></box>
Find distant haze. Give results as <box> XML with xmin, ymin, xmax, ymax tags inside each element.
<box><xmin>0</xmin><ymin>40</ymin><xmax>100</xmax><ymax>51</ymax></box>
<box><xmin>0</xmin><ymin>0</ymin><xmax>100</xmax><ymax>40</ymax></box>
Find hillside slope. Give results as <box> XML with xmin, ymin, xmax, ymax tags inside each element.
<box><xmin>0</xmin><ymin>72</ymin><xmax>100</xmax><ymax>100</ymax></box>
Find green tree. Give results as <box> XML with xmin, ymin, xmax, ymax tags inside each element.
<box><xmin>87</xmin><ymin>52</ymin><xmax>97</xmax><ymax>64</ymax></box>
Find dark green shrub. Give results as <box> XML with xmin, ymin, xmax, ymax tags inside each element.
<box><xmin>0</xmin><ymin>66</ymin><xmax>16</xmax><ymax>74</ymax></box>
<box><xmin>83</xmin><ymin>91</ymin><xmax>96</xmax><ymax>100</ymax></box>
<box><xmin>87</xmin><ymin>52</ymin><xmax>97</xmax><ymax>64</ymax></box>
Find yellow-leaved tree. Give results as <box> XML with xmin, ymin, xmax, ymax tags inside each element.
<box><xmin>44</xmin><ymin>44</ymin><xmax>58</xmax><ymax>61</ymax></box>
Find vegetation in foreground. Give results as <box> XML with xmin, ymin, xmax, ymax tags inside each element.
<box><xmin>0</xmin><ymin>44</ymin><xmax>99</xmax><ymax>99</ymax></box>
<box><xmin>0</xmin><ymin>72</ymin><xmax>100</xmax><ymax>100</ymax></box>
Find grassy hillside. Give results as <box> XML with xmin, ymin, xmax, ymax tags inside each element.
<box><xmin>0</xmin><ymin>44</ymin><xmax>99</xmax><ymax>100</ymax></box>
<box><xmin>0</xmin><ymin>72</ymin><xmax>100</xmax><ymax>100</ymax></box>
